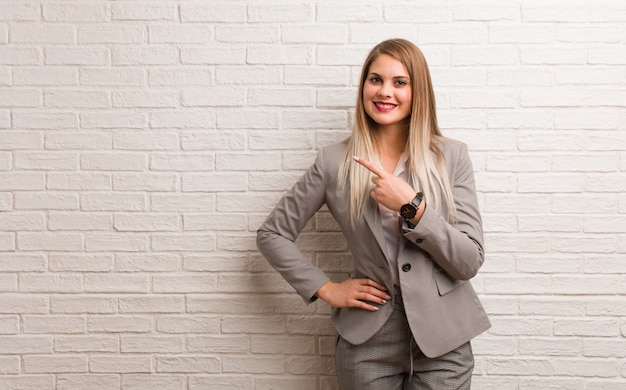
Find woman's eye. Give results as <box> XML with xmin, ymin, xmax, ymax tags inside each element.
<box><xmin>370</xmin><ymin>77</ymin><xmax>381</xmax><ymax>83</ymax></box>
<box><xmin>396</xmin><ymin>80</ymin><xmax>407</xmax><ymax>86</ymax></box>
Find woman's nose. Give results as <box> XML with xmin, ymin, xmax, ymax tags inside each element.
<box><xmin>377</xmin><ymin>82</ymin><xmax>392</xmax><ymax>98</ymax></box>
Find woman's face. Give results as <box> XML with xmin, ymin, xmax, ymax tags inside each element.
<box><xmin>362</xmin><ymin>54</ymin><xmax>412</xmax><ymax>131</ymax></box>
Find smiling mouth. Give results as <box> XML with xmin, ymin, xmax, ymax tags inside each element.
<box><xmin>374</xmin><ymin>102</ymin><xmax>397</xmax><ymax>111</ymax></box>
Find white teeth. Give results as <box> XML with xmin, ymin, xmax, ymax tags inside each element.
<box><xmin>376</xmin><ymin>103</ymin><xmax>395</xmax><ymax>109</ymax></box>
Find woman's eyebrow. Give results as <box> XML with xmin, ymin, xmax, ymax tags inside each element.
<box><xmin>368</xmin><ymin>72</ymin><xmax>409</xmax><ymax>79</ymax></box>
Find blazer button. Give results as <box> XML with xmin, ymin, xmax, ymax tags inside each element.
<box><xmin>402</xmin><ymin>263</ymin><xmax>411</xmax><ymax>272</ymax></box>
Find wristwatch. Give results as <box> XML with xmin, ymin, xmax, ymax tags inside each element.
<box><xmin>399</xmin><ymin>192</ymin><xmax>423</xmax><ymax>221</ymax></box>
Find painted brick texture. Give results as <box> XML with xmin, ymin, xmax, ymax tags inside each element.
<box><xmin>0</xmin><ymin>0</ymin><xmax>625</xmax><ymax>388</ymax></box>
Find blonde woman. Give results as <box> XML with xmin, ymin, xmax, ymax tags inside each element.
<box><xmin>257</xmin><ymin>39</ymin><xmax>490</xmax><ymax>389</ymax></box>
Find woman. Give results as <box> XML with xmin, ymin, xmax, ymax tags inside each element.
<box><xmin>257</xmin><ymin>39</ymin><xmax>490</xmax><ymax>389</ymax></box>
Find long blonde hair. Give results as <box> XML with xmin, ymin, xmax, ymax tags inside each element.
<box><xmin>339</xmin><ymin>39</ymin><xmax>457</xmax><ymax>225</ymax></box>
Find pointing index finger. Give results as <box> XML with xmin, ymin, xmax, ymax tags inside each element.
<box><xmin>353</xmin><ymin>156</ymin><xmax>386</xmax><ymax>178</ymax></box>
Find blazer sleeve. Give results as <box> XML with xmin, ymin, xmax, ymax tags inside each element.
<box><xmin>256</xmin><ymin>148</ymin><xmax>330</xmax><ymax>303</ymax></box>
<box><xmin>402</xmin><ymin>142</ymin><xmax>484</xmax><ymax>281</ymax></box>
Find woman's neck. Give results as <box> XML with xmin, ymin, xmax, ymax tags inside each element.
<box><xmin>374</xmin><ymin>126</ymin><xmax>408</xmax><ymax>173</ymax></box>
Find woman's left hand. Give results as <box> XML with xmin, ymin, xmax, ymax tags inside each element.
<box><xmin>353</xmin><ymin>156</ymin><xmax>415</xmax><ymax>212</ymax></box>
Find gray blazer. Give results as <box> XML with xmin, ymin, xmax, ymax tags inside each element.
<box><xmin>257</xmin><ymin>137</ymin><xmax>490</xmax><ymax>358</ymax></box>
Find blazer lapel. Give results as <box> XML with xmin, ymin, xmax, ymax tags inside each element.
<box><xmin>363</xmin><ymin>197</ymin><xmax>390</xmax><ymax>264</ymax></box>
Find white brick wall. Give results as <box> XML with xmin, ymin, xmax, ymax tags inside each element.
<box><xmin>0</xmin><ymin>0</ymin><xmax>624</xmax><ymax>388</ymax></box>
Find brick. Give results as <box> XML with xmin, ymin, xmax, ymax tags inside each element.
<box><xmin>84</xmin><ymin>274</ymin><xmax>149</xmax><ymax>293</ymax></box>
<box><xmin>183</xmin><ymin>253</ymin><xmax>263</xmax><ymax>272</ymax></box>
<box><xmin>81</xmin><ymin>152</ymin><xmax>147</xmax><ymax>171</ymax></box>
<box><xmin>57</xmin><ymin>374</ymin><xmax>121</xmax><ymax>390</ymax></box>
<box><xmin>15</xmin><ymin>192</ymin><xmax>79</xmax><ymax>210</ymax></box>
<box><xmin>249</xmin><ymin>88</ymin><xmax>313</xmax><ymax>107</ymax></box>
<box><xmin>112</xmin><ymin>173</ymin><xmax>177</xmax><ymax>192</ymax></box>
<box><xmin>122</xmin><ymin>336</ymin><xmax>184</xmax><ymax>353</ymax></box>
<box><xmin>13</xmin><ymin>111</ymin><xmax>78</xmax><ymax>129</ymax></box>
<box><xmin>45</xmin><ymin>47</ymin><xmax>109</xmax><ymax>65</ymax></box>
<box><xmin>151</xmin><ymin>110</ymin><xmax>216</xmax><ymax>129</ymax></box>
<box><xmin>590</xmin><ymin>3</ymin><xmax>626</xmax><ymax>22</ymax></box>
<box><xmin>81</xmin><ymin>193</ymin><xmax>147</xmax><ymax>212</ymax></box>
<box><xmin>0</xmin><ymin>88</ymin><xmax>41</xmax><ymax>107</ymax></box>
<box><xmin>89</xmin><ymin>356</ymin><xmax>151</xmax><ymax>373</ymax></box>
<box><xmin>283</xmin><ymin>25</ymin><xmax>348</xmax><ymax>44</ymax></box>
<box><xmin>87</xmin><ymin>316</ymin><xmax>152</xmax><ymax>333</ymax></box>
<box><xmin>85</xmin><ymin>233</ymin><xmax>149</xmax><ymax>252</ymax></box>
<box><xmin>112</xmin><ymin>2</ymin><xmax>177</xmax><ymax>21</ymax></box>
<box><xmin>182</xmin><ymin>173</ymin><xmax>246</xmax><ymax>192</ymax></box>
<box><xmin>10</xmin><ymin>24</ymin><xmax>75</xmax><ymax>44</ymax></box>
<box><xmin>0</xmin><ymin>213</ymin><xmax>46</xmax><ymax>231</ymax></box>
<box><xmin>15</xmin><ymin>151</ymin><xmax>79</xmax><ymax>170</ymax></box>
<box><xmin>222</xmin><ymin>316</ymin><xmax>285</xmax><ymax>335</ymax></box>
<box><xmin>181</xmin><ymin>131</ymin><xmax>244</xmax><ymax>151</ymax></box>
<box><xmin>181</xmin><ymin>47</ymin><xmax>246</xmax><ymax>65</ymax></box>
<box><xmin>118</xmin><ymin>296</ymin><xmax>184</xmax><ymax>314</ymax></box>
<box><xmin>316</xmin><ymin>46</ymin><xmax>369</xmax><ymax>66</ymax></box>
<box><xmin>49</xmin><ymin>254</ymin><xmax>114</xmax><ymax>272</ymax></box>
<box><xmin>149</xmin><ymin>25</ymin><xmax>213</xmax><ymax>44</ymax></box>
<box><xmin>0</xmin><ymin>355</ymin><xmax>19</xmax><ymax>374</ymax></box>
<box><xmin>283</xmin><ymin>110</ymin><xmax>348</xmax><ymax>129</ymax></box>
<box><xmin>0</xmin><ymin>47</ymin><xmax>42</xmax><ymax>65</ymax></box>
<box><xmin>216</xmin><ymin>26</ymin><xmax>279</xmax><ymax>43</ymax></box>
<box><xmin>183</xmin><ymin>213</ymin><xmax>247</xmax><ymax>232</ymax></box>
<box><xmin>553</xmin><ymin>358</ymin><xmax>618</xmax><ymax>378</ymax></box>
<box><xmin>151</xmin><ymin>153</ymin><xmax>214</xmax><ymax>171</ymax></box>
<box><xmin>150</xmin><ymin>193</ymin><xmax>214</xmax><ymax>213</ymax></box>
<box><xmin>115</xmin><ymin>253</ymin><xmax>180</xmax><ymax>272</ymax></box>
<box><xmin>284</xmin><ymin>66</ymin><xmax>349</xmax><ymax>86</ymax></box>
<box><xmin>79</xmin><ymin>26</ymin><xmax>145</xmax><ymax>44</ymax></box>
<box><xmin>47</xmin><ymin>173</ymin><xmax>111</xmax><ymax>191</ymax></box>
<box><xmin>151</xmin><ymin>234</ymin><xmax>215</xmax><ymax>252</ymax></box>
<box><xmin>80</xmin><ymin>67</ymin><xmax>145</xmax><ymax>86</ymax></box>
<box><xmin>189</xmin><ymin>376</ymin><xmax>254</xmax><ymax>390</ymax></box>
<box><xmin>186</xmin><ymin>335</ymin><xmax>250</xmax><ymax>354</ymax></box>
<box><xmin>18</xmin><ymin>232</ymin><xmax>83</xmax><ymax>251</ymax></box>
<box><xmin>112</xmin><ymin>90</ymin><xmax>177</xmax><ymax>108</ymax></box>
<box><xmin>51</xmin><ymin>296</ymin><xmax>117</xmax><ymax>314</ymax></box>
<box><xmin>44</xmin><ymin>90</ymin><xmax>110</xmax><ymax>108</ymax></box>
<box><xmin>149</xmin><ymin>68</ymin><xmax>214</xmax><ymax>86</ymax></box>
<box><xmin>0</xmin><ymin>256</ymin><xmax>45</xmax><ymax>279</ymax></box>
<box><xmin>182</xmin><ymin>87</ymin><xmax>246</xmax><ymax>107</ymax></box>
<box><xmin>0</xmin><ymin>294</ymin><xmax>49</xmax><ymax>314</ymax></box>
<box><xmin>122</xmin><ymin>375</ymin><xmax>185</xmax><ymax>390</ymax></box>
<box><xmin>114</xmin><ymin>213</ymin><xmax>179</xmax><ymax>232</ymax></box>
<box><xmin>43</xmin><ymin>3</ymin><xmax>107</xmax><ymax>22</ymax></box>
<box><xmin>0</xmin><ymin>3</ymin><xmax>40</xmax><ymax>21</ymax></box>
<box><xmin>0</xmin><ymin>376</ymin><xmax>54</xmax><ymax>390</ymax></box>
<box><xmin>216</xmin><ymin>110</ymin><xmax>277</xmax><ymax>129</ymax></box>
<box><xmin>248</xmin><ymin>3</ymin><xmax>313</xmax><ymax>22</ymax></box>
<box><xmin>157</xmin><ymin>316</ymin><xmax>220</xmax><ymax>334</ymax></box>
<box><xmin>81</xmin><ymin>110</ymin><xmax>148</xmax><ymax>129</ymax></box>
<box><xmin>0</xmin><ymin>335</ymin><xmax>52</xmax><ymax>354</ymax></box>
<box><xmin>451</xmin><ymin>46</ymin><xmax>518</xmax><ymax>65</ymax></box>
<box><xmin>349</xmin><ymin>24</ymin><xmax>418</xmax><ymax>45</ymax></box>
<box><xmin>180</xmin><ymin>3</ymin><xmax>246</xmax><ymax>22</ymax></box>
<box><xmin>157</xmin><ymin>356</ymin><xmax>221</xmax><ymax>374</ymax></box>
<box><xmin>0</xmin><ymin>231</ymin><xmax>13</xmax><ymax>250</ymax></box>
<box><xmin>248</xmin><ymin>45</ymin><xmax>312</xmax><ymax>65</ymax></box>
<box><xmin>23</xmin><ymin>315</ymin><xmax>84</xmax><ymax>334</ymax></box>
<box><xmin>111</xmin><ymin>46</ymin><xmax>177</xmax><ymax>65</ymax></box>
<box><xmin>486</xmin><ymin>358</ymin><xmax>552</xmax><ymax>376</ymax></box>
<box><xmin>19</xmin><ymin>273</ymin><xmax>82</xmax><ymax>293</ymax></box>
<box><xmin>552</xmin><ymin>194</ymin><xmax>617</xmax><ymax>215</ymax></box>
<box><xmin>522</xmin><ymin>4</ymin><xmax>589</xmax><ymax>22</ymax></box>
<box><xmin>186</xmin><ymin>293</ymin><xmax>311</xmax><ymax>315</ymax></box>
<box><xmin>223</xmin><ymin>355</ymin><xmax>285</xmax><ymax>374</ymax></box>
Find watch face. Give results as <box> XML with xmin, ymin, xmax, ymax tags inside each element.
<box><xmin>400</xmin><ymin>203</ymin><xmax>417</xmax><ymax>219</ymax></box>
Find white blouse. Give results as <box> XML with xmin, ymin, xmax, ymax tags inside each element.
<box><xmin>377</xmin><ymin>150</ymin><xmax>410</xmax><ymax>287</ymax></box>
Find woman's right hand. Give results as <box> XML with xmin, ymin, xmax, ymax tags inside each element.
<box><xmin>315</xmin><ymin>278</ymin><xmax>391</xmax><ymax>312</ymax></box>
